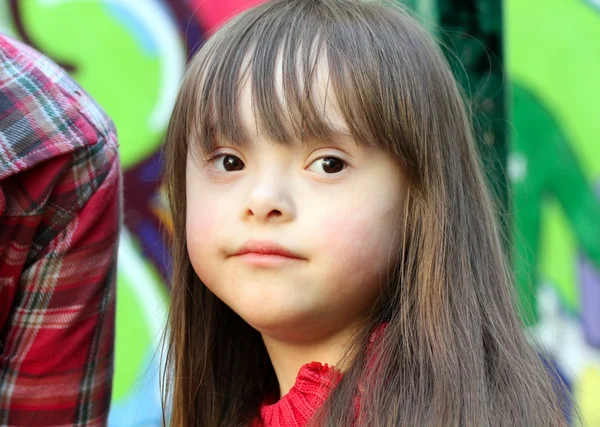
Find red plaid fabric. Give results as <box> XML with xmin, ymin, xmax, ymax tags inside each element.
<box><xmin>0</xmin><ymin>35</ymin><xmax>120</xmax><ymax>426</ymax></box>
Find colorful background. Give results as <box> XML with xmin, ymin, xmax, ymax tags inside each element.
<box><xmin>1</xmin><ymin>0</ymin><xmax>598</xmax><ymax>425</ymax></box>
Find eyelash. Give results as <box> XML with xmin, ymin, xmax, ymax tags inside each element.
<box><xmin>205</xmin><ymin>153</ymin><xmax>349</xmax><ymax>175</ymax></box>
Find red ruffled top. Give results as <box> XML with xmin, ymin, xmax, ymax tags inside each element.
<box><xmin>250</xmin><ymin>362</ymin><xmax>342</xmax><ymax>427</ymax></box>
<box><xmin>250</xmin><ymin>324</ymin><xmax>386</xmax><ymax>427</ymax></box>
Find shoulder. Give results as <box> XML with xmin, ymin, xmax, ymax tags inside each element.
<box><xmin>0</xmin><ymin>34</ymin><xmax>118</xmax><ymax>182</ymax></box>
<box><xmin>0</xmin><ymin>35</ymin><xmax>121</xmax><ymax>256</ymax></box>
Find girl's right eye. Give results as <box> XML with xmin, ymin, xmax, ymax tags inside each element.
<box><xmin>211</xmin><ymin>154</ymin><xmax>245</xmax><ymax>172</ymax></box>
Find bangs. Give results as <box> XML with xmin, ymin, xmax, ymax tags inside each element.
<box><xmin>183</xmin><ymin>0</ymin><xmax>407</xmax><ymax>154</ymax></box>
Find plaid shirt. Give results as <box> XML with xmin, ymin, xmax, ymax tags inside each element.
<box><xmin>0</xmin><ymin>35</ymin><xmax>120</xmax><ymax>426</ymax></box>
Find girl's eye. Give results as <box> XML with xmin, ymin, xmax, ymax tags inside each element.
<box><xmin>212</xmin><ymin>154</ymin><xmax>245</xmax><ymax>172</ymax></box>
<box><xmin>307</xmin><ymin>156</ymin><xmax>347</xmax><ymax>174</ymax></box>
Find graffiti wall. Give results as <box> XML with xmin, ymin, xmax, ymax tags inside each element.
<box><xmin>507</xmin><ymin>0</ymin><xmax>600</xmax><ymax>425</ymax></box>
<box><xmin>1</xmin><ymin>0</ymin><xmax>599</xmax><ymax>425</ymax></box>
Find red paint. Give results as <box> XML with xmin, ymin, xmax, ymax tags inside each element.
<box><xmin>188</xmin><ymin>0</ymin><xmax>267</xmax><ymax>33</ymax></box>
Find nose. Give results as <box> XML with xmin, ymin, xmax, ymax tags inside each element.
<box><xmin>244</xmin><ymin>171</ymin><xmax>295</xmax><ymax>222</ymax></box>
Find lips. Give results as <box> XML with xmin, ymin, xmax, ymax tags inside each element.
<box><xmin>232</xmin><ymin>240</ymin><xmax>305</xmax><ymax>260</ymax></box>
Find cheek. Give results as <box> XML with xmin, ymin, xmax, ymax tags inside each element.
<box><xmin>187</xmin><ymin>206</ymin><xmax>216</xmax><ymax>238</ymax></box>
<box><xmin>317</xmin><ymin>209</ymin><xmax>398</xmax><ymax>281</ymax></box>
<box><xmin>185</xmin><ymin>158</ymin><xmax>226</xmax><ymax>259</ymax></box>
<box><xmin>186</xmin><ymin>201</ymin><xmax>219</xmax><ymax>269</ymax></box>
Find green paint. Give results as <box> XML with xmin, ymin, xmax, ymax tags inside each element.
<box><xmin>506</xmin><ymin>0</ymin><xmax>600</xmax><ymax>324</ymax></box>
<box><xmin>0</xmin><ymin>3</ymin><xmax>16</xmax><ymax>37</ymax></box>
<box><xmin>539</xmin><ymin>198</ymin><xmax>578</xmax><ymax>313</ymax></box>
<box><xmin>21</xmin><ymin>0</ymin><xmax>165</xmax><ymax>169</ymax></box>
<box><xmin>506</xmin><ymin>0</ymin><xmax>600</xmax><ymax>176</ymax></box>
<box><xmin>113</xmin><ymin>270</ymin><xmax>152</xmax><ymax>401</ymax></box>
<box><xmin>511</xmin><ymin>83</ymin><xmax>600</xmax><ymax>323</ymax></box>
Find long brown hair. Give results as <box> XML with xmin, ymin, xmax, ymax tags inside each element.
<box><xmin>161</xmin><ymin>1</ymin><xmax>569</xmax><ymax>425</ymax></box>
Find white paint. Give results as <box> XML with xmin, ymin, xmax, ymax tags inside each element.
<box><xmin>117</xmin><ymin>229</ymin><xmax>168</xmax><ymax>352</ymax></box>
<box><xmin>508</xmin><ymin>152</ymin><xmax>528</xmax><ymax>182</ymax></box>
<box><xmin>117</xmin><ymin>229</ymin><xmax>170</xmax><ymax>408</ymax></box>
<box><xmin>588</xmin><ymin>0</ymin><xmax>600</xmax><ymax>9</ymax></box>
<box><xmin>119</xmin><ymin>0</ymin><xmax>185</xmax><ymax>132</ymax></box>
<box><xmin>528</xmin><ymin>285</ymin><xmax>600</xmax><ymax>381</ymax></box>
<box><xmin>35</xmin><ymin>0</ymin><xmax>185</xmax><ymax>132</ymax></box>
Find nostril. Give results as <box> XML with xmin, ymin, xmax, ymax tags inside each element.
<box><xmin>246</xmin><ymin>209</ymin><xmax>282</xmax><ymax>218</ymax></box>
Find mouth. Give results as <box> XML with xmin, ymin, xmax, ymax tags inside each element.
<box><xmin>231</xmin><ymin>240</ymin><xmax>306</xmax><ymax>266</ymax></box>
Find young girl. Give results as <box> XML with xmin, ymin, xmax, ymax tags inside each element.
<box><xmin>162</xmin><ymin>0</ymin><xmax>569</xmax><ymax>425</ymax></box>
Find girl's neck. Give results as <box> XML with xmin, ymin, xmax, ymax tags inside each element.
<box><xmin>261</xmin><ymin>321</ymin><xmax>363</xmax><ymax>397</ymax></box>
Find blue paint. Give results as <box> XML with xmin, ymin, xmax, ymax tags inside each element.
<box><xmin>140</xmin><ymin>152</ymin><xmax>163</xmax><ymax>182</ymax></box>
<box><xmin>540</xmin><ymin>354</ymin><xmax>573</xmax><ymax>425</ymax></box>
<box><xmin>585</xmin><ymin>0</ymin><xmax>600</xmax><ymax>13</ymax></box>
<box><xmin>108</xmin><ymin>351</ymin><xmax>164</xmax><ymax>426</ymax></box>
<box><xmin>104</xmin><ymin>2</ymin><xmax>158</xmax><ymax>56</ymax></box>
<box><xmin>138</xmin><ymin>219</ymin><xmax>171</xmax><ymax>280</ymax></box>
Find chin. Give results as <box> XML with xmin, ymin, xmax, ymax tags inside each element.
<box><xmin>237</xmin><ymin>304</ymin><xmax>305</xmax><ymax>331</ymax></box>
<box><xmin>236</xmin><ymin>304</ymin><xmax>337</xmax><ymax>343</ymax></box>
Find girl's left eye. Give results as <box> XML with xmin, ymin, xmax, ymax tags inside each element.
<box><xmin>307</xmin><ymin>156</ymin><xmax>347</xmax><ymax>174</ymax></box>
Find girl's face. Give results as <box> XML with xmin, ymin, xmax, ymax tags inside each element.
<box><xmin>186</xmin><ymin>75</ymin><xmax>404</xmax><ymax>343</ymax></box>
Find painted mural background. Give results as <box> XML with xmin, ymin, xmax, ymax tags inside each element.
<box><xmin>506</xmin><ymin>0</ymin><xmax>600</xmax><ymax>424</ymax></box>
<box><xmin>0</xmin><ymin>0</ymin><xmax>598</xmax><ymax>425</ymax></box>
